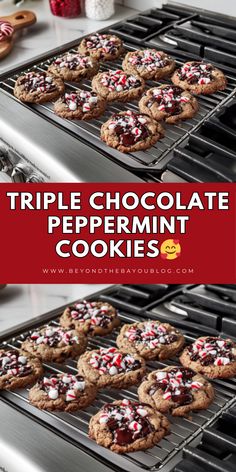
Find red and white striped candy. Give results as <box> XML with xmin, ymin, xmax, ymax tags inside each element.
<box><xmin>0</xmin><ymin>21</ymin><xmax>14</xmax><ymax>42</ymax></box>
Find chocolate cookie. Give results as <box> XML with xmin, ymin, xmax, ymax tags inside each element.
<box><xmin>89</xmin><ymin>399</ymin><xmax>169</xmax><ymax>453</ymax></box>
<box><xmin>21</xmin><ymin>325</ymin><xmax>87</xmax><ymax>363</ymax></box>
<box><xmin>180</xmin><ymin>336</ymin><xmax>236</xmax><ymax>379</ymax></box>
<box><xmin>78</xmin><ymin>33</ymin><xmax>124</xmax><ymax>61</ymax></box>
<box><xmin>138</xmin><ymin>366</ymin><xmax>214</xmax><ymax>417</ymax></box>
<box><xmin>92</xmin><ymin>69</ymin><xmax>145</xmax><ymax>102</ymax></box>
<box><xmin>123</xmin><ymin>49</ymin><xmax>175</xmax><ymax>81</ymax></box>
<box><xmin>60</xmin><ymin>300</ymin><xmax>120</xmax><ymax>336</ymax></box>
<box><xmin>78</xmin><ymin>347</ymin><xmax>146</xmax><ymax>389</ymax></box>
<box><xmin>139</xmin><ymin>85</ymin><xmax>198</xmax><ymax>124</ymax></box>
<box><xmin>29</xmin><ymin>373</ymin><xmax>97</xmax><ymax>412</ymax></box>
<box><xmin>14</xmin><ymin>72</ymin><xmax>65</xmax><ymax>103</ymax></box>
<box><xmin>54</xmin><ymin>90</ymin><xmax>106</xmax><ymax>120</ymax></box>
<box><xmin>116</xmin><ymin>320</ymin><xmax>185</xmax><ymax>361</ymax></box>
<box><xmin>0</xmin><ymin>349</ymin><xmax>43</xmax><ymax>391</ymax></box>
<box><xmin>48</xmin><ymin>53</ymin><xmax>99</xmax><ymax>82</ymax></box>
<box><xmin>171</xmin><ymin>61</ymin><xmax>227</xmax><ymax>95</ymax></box>
<box><xmin>101</xmin><ymin>111</ymin><xmax>164</xmax><ymax>153</ymax></box>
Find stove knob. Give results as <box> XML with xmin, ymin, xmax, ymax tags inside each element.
<box><xmin>11</xmin><ymin>165</ymin><xmax>27</xmax><ymax>183</ymax></box>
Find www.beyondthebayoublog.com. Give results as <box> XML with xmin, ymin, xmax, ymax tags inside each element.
<box><xmin>42</xmin><ymin>267</ymin><xmax>194</xmax><ymax>275</ymax></box>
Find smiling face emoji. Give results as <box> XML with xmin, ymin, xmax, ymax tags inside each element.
<box><xmin>160</xmin><ymin>239</ymin><xmax>181</xmax><ymax>260</ymax></box>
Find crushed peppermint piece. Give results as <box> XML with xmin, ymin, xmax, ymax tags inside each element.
<box><xmin>178</xmin><ymin>62</ymin><xmax>214</xmax><ymax>85</ymax></box>
<box><xmin>0</xmin><ymin>350</ymin><xmax>32</xmax><ymax>378</ymax></box>
<box><xmin>149</xmin><ymin>368</ymin><xmax>203</xmax><ymax>405</ymax></box>
<box><xmin>125</xmin><ymin>321</ymin><xmax>179</xmax><ymax>348</ymax></box>
<box><xmin>89</xmin><ymin>347</ymin><xmax>141</xmax><ymax>375</ymax></box>
<box><xmin>99</xmin><ymin>400</ymin><xmax>154</xmax><ymax>445</ymax></box>
<box><xmin>147</xmin><ymin>85</ymin><xmax>190</xmax><ymax>115</ymax></box>
<box><xmin>39</xmin><ymin>373</ymin><xmax>86</xmax><ymax>401</ymax></box>
<box><xmin>28</xmin><ymin>326</ymin><xmax>79</xmax><ymax>347</ymax></box>
<box><xmin>100</xmin><ymin>69</ymin><xmax>141</xmax><ymax>92</ymax></box>
<box><xmin>19</xmin><ymin>72</ymin><xmax>57</xmax><ymax>93</ymax></box>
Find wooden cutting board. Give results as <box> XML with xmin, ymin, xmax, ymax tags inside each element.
<box><xmin>0</xmin><ymin>11</ymin><xmax>36</xmax><ymax>60</ymax></box>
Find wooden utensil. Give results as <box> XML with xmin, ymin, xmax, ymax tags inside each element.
<box><xmin>0</xmin><ymin>11</ymin><xmax>37</xmax><ymax>60</ymax></box>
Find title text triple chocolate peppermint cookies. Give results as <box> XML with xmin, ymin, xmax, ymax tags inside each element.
<box><xmin>117</xmin><ymin>320</ymin><xmax>185</xmax><ymax>360</ymax></box>
<box><xmin>89</xmin><ymin>399</ymin><xmax>169</xmax><ymax>453</ymax></box>
<box><xmin>123</xmin><ymin>49</ymin><xmax>175</xmax><ymax>81</ymax></box>
<box><xmin>92</xmin><ymin>69</ymin><xmax>145</xmax><ymax>102</ymax></box>
<box><xmin>138</xmin><ymin>366</ymin><xmax>214</xmax><ymax>417</ymax></box>
<box><xmin>180</xmin><ymin>337</ymin><xmax>236</xmax><ymax>378</ymax></box>
<box><xmin>78</xmin><ymin>33</ymin><xmax>124</xmax><ymax>61</ymax></box>
<box><xmin>48</xmin><ymin>53</ymin><xmax>99</xmax><ymax>82</ymax></box>
<box><xmin>172</xmin><ymin>61</ymin><xmax>227</xmax><ymax>95</ymax></box>
<box><xmin>139</xmin><ymin>85</ymin><xmax>198</xmax><ymax>124</ymax></box>
<box><xmin>60</xmin><ymin>300</ymin><xmax>120</xmax><ymax>336</ymax></box>
<box><xmin>14</xmin><ymin>72</ymin><xmax>65</xmax><ymax>103</ymax></box>
<box><xmin>29</xmin><ymin>373</ymin><xmax>97</xmax><ymax>412</ymax></box>
<box><xmin>21</xmin><ymin>325</ymin><xmax>87</xmax><ymax>363</ymax></box>
<box><xmin>78</xmin><ymin>347</ymin><xmax>146</xmax><ymax>389</ymax></box>
<box><xmin>0</xmin><ymin>349</ymin><xmax>43</xmax><ymax>390</ymax></box>
<box><xmin>101</xmin><ymin>111</ymin><xmax>164</xmax><ymax>153</ymax></box>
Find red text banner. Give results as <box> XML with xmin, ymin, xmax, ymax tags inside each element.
<box><xmin>0</xmin><ymin>183</ymin><xmax>235</xmax><ymax>283</ymax></box>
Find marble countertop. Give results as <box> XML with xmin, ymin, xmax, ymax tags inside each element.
<box><xmin>0</xmin><ymin>284</ymin><xmax>110</xmax><ymax>333</ymax></box>
<box><xmin>0</xmin><ymin>0</ymin><xmax>137</xmax><ymax>73</ymax></box>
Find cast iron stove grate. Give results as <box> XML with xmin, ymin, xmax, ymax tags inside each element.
<box><xmin>0</xmin><ymin>285</ymin><xmax>236</xmax><ymax>472</ymax></box>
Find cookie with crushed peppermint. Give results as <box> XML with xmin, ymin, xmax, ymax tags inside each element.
<box><xmin>29</xmin><ymin>373</ymin><xmax>97</xmax><ymax>412</ymax></box>
<box><xmin>101</xmin><ymin>111</ymin><xmax>164</xmax><ymax>153</ymax></box>
<box><xmin>92</xmin><ymin>69</ymin><xmax>145</xmax><ymax>102</ymax></box>
<box><xmin>123</xmin><ymin>49</ymin><xmax>175</xmax><ymax>80</ymax></box>
<box><xmin>139</xmin><ymin>85</ymin><xmax>198</xmax><ymax>124</ymax></box>
<box><xmin>0</xmin><ymin>349</ymin><xmax>43</xmax><ymax>391</ymax></box>
<box><xmin>172</xmin><ymin>61</ymin><xmax>227</xmax><ymax>95</ymax></box>
<box><xmin>21</xmin><ymin>325</ymin><xmax>87</xmax><ymax>363</ymax></box>
<box><xmin>14</xmin><ymin>72</ymin><xmax>65</xmax><ymax>104</ymax></box>
<box><xmin>78</xmin><ymin>33</ymin><xmax>124</xmax><ymax>61</ymax></box>
<box><xmin>60</xmin><ymin>300</ymin><xmax>120</xmax><ymax>336</ymax></box>
<box><xmin>138</xmin><ymin>366</ymin><xmax>214</xmax><ymax>417</ymax></box>
<box><xmin>78</xmin><ymin>347</ymin><xmax>146</xmax><ymax>389</ymax></box>
<box><xmin>180</xmin><ymin>336</ymin><xmax>236</xmax><ymax>379</ymax></box>
<box><xmin>48</xmin><ymin>52</ymin><xmax>99</xmax><ymax>82</ymax></box>
<box><xmin>89</xmin><ymin>399</ymin><xmax>169</xmax><ymax>453</ymax></box>
<box><xmin>54</xmin><ymin>89</ymin><xmax>106</xmax><ymax>120</ymax></box>
<box><xmin>116</xmin><ymin>320</ymin><xmax>185</xmax><ymax>360</ymax></box>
